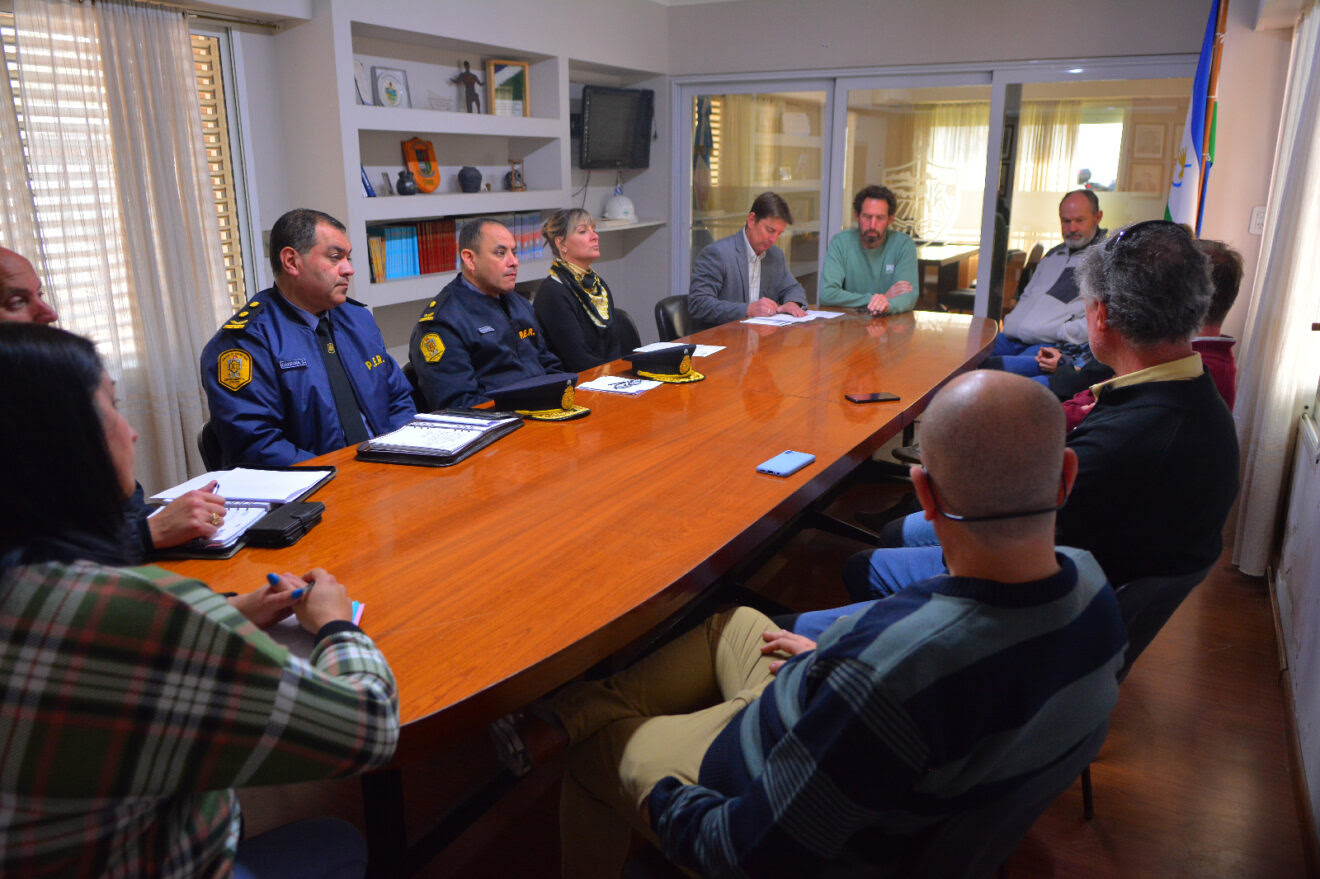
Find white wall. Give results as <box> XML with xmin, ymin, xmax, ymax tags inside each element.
<box><xmin>1199</xmin><ymin>6</ymin><xmax>1293</xmax><ymax>342</ymax></box>
<box><xmin>666</xmin><ymin>0</ymin><xmax>1211</xmax><ymax>73</ymax></box>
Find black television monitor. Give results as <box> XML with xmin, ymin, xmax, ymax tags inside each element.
<box><xmin>580</xmin><ymin>85</ymin><xmax>654</xmax><ymax>170</ymax></box>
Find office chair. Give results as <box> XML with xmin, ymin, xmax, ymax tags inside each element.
<box><xmin>654</xmin><ymin>296</ymin><xmax>694</xmax><ymax>342</ymax></box>
<box><xmin>1016</xmin><ymin>242</ymin><xmax>1045</xmax><ymax>294</ymax></box>
<box><xmin>401</xmin><ymin>360</ymin><xmax>429</xmax><ymax>412</ymax></box>
<box><xmin>938</xmin><ymin>249</ymin><xmax>1028</xmax><ymax>315</ymax></box>
<box><xmin>197</xmin><ymin>420</ymin><xmax>223</xmax><ymax>471</ymax></box>
<box><xmin>1079</xmin><ymin>564</ymin><xmax>1214</xmax><ymax>818</ymax></box>
<box><xmin>614</xmin><ymin>307</ymin><xmax>642</xmax><ymax>352</ymax></box>
<box><xmin>623</xmin><ymin>722</ymin><xmax>1110</xmax><ymax>879</ymax></box>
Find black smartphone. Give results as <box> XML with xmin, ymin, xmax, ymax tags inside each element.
<box><xmin>845</xmin><ymin>392</ymin><xmax>901</xmax><ymax>404</ymax></box>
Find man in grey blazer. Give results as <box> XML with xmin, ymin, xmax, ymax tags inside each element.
<box><xmin>687</xmin><ymin>192</ymin><xmax>808</xmax><ymax>329</ymax></box>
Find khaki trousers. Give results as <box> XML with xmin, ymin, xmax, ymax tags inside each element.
<box><xmin>549</xmin><ymin>606</ymin><xmax>779</xmax><ymax>879</ymax></box>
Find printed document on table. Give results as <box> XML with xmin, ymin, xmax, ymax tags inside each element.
<box><xmin>633</xmin><ymin>342</ymin><xmax>725</xmax><ymax>357</ymax></box>
<box><xmin>742</xmin><ymin>315</ymin><xmax>798</xmax><ymax>326</ymax></box>
<box><xmin>152</xmin><ymin>468</ymin><xmax>328</xmax><ymax>505</ymax></box>
<box><xmin>806</xmin><ymin>310</ymin><xmax>845</xmax><ymax>319</ymax></box>
<box><xmin>579</xmin><ymin>375</ymin><xmax>663</xmax><ymax>395</ymax></box>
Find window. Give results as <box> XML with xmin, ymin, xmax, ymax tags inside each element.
<box><xmin>1</xmin><ymin>13</ymin><xmax>251</xmax><ymax>318</ymax></box>
<box><xmin>191</xmin><ymin>32</ymin><xmax>248</xmax><ymax>309</ymax></box>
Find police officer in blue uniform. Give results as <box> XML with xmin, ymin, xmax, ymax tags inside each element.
<box><xmin>201</xmin><ymin>209</ymin><xmax>415</xmax><ymax>467</ymax></box>
<box><xmin>410</xmin><ymin>218</ymin><xmax>562</xmax><ymax>410</ymax></box>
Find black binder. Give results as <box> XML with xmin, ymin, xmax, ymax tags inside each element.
<box><xmin>354</xmin><ymin>409</ymin><xmax>524</xmax><ymax>467</ymax></box>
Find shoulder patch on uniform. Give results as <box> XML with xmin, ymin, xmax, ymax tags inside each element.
<box><xmin>217</xmin><ymin>348</ymin><xmax>253</xmax><ymax>391</ymax></box>
<box><xmin>419</xmin><ymin>332</ymin><xmax>445</xmax><ymax>363</ymax></box>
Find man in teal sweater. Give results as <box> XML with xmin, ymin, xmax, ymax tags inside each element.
<box><xmin>820</xmin><ymin>184</ymin><xmax>920</xmax><ymax>315</ymax></box>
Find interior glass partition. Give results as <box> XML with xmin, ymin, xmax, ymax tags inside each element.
<box><xmin>840</xmin><ymin>83</ymin><xmax>992</xmax><ymax>311</ymax></box>
<box><xmin>689</xmin><ymin>89</ymin><xmax>828</xmax><ymax>300</ymax></box>
<box><xmin>1004</xmin><ymin>78</ymin><xmax>1192</xmax><ymax>255</ymax></box>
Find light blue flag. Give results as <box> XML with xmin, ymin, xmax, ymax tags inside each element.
<box><xmin>1166</xmin><ymin>0</ymin><xmax>1220</xmax><ymax>233</ymax></box>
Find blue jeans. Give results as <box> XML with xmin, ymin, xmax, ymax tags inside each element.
<box><xmin>793</xmin><ymin>543</ymin><xmax>948</xmax><ymax>640</ymax></box>
<box><xmin>987</xmin><ymin>334</ymin><xmax>1045</xmax><ymax>377</ymax></box>
<box><xmin>233</xmin><ymin>817</ymin><xmax>367</xmax><ymax>879</ymax></box>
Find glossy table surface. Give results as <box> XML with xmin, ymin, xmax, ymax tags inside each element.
<box><xmin>163</xmin><ymin>309</ymin><xmax>996</xmax><ymax>755</ymax></box>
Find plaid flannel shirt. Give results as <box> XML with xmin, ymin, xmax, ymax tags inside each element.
<box><xmin>0</xmin><ymin>560</ymin><xmax>398</xmax><ymax>877</ymax></box>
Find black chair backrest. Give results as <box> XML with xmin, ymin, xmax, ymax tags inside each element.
<box><xmin>1113</xmin><ymin>565</ymin><xmax>1213</xmax><ymax>681</ymax></box>
<box><xmin>197</xmin><ymin>420</ymin><xmax>222</xmax><ymax>471</ymax></box>
<box><xmin>401</xmin><ymin>360</ymin><xmax>428</xmax><ymax>412</ymax></box>
<box><xmin>654</xmin><ymin>296</ymin><xmax>694</xmax><ymax>342</ymax></box>
<box><xmin>902</xmin><ymin>721</ymin><xmax>1110</xmax><ymax>879</ymax></box>
<box><xmin>614</xmin><ymin>307</ymin><xmax>642</xmax><ymax>352</ymax></box>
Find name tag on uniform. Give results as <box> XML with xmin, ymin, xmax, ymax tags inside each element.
<box><xmin>477</xmin><ymin>325</ymin><xmax>495</xmax><ymax>334</ymax></box>
<box><xmin>885</xmin><ymin>264</ymin><xmax>895</xmax><ymax>272</ymax></box>
<box><xmin>279</xmin><ymin>358</ymin><xmax>308</xmax><ymax>370</ymax></box>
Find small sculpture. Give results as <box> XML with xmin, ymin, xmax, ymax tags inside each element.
<box><xmin>450</xmin><ymin>61</ymin><xmax>483</xmax><ymax>114</ymax></box>
<box><xmin>396</xmin><ymin>170</ymin><xmax>418</xmax><ymax>195</ymax></box>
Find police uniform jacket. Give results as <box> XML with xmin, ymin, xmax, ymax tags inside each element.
<box><xmin>201</xmin><ymin>286</ymin><xmax>415</xmax><ymax>466</ymax></box>
<box><xmin>410</xmin><ymin>275</ymin><xmax>563</xmax><ymax>410</ymax></box>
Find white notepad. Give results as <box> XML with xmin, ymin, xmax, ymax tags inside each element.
<box><xmin>151</xmin><ymin>468</ymin><xmax>328</xmax><ymax>505</ymax></box>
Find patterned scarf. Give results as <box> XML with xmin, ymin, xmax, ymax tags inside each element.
<box><xmin>549</xmin><ymin>259</ymin><xmax>611</xmax><ymax>328</ymax></box>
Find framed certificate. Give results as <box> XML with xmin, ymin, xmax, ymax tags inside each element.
<box><xmin>372</xmin><ymin>66</ymin><xmax>410</xmax><ymax>109</ymax></box>
<box><xmin>485</xmin><ymin>59</ymin><xmax>529</xmax><ymax>117</ymax></box>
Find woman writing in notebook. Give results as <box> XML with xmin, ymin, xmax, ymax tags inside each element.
<box><xmin>0</xmin><ymin>323</ymin><xmax>398</xmax><ymax>878</ymax></box>
<box><xmin>534</xmin><ymin>208</ymin><xmax>640</xmax><ymax>371</ymax></box>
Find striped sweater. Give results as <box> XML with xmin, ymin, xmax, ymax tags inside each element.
<box><xmin>0</xmin><ymin>560</ymin><xmax>398</xmax><ymax>878</ymax></box>
<box><xmin>650</xmin><ymin>549</ymin><xmax>1126</xmax><ymax>877</ymax></box>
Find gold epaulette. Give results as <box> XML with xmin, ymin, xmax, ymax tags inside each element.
<box><xmin>417</xmin><ymin>288</ymin><xmax>453</xmax><ymax>323</ymax></box>
<box><xmin>221</xmin><ymin>298</ymin><xmax>264</xmax><ymax>332</ymax></box>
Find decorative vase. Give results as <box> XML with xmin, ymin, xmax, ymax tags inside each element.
<box><xmin>458</xmin><ymin>166</ymin><xmax>482</xmax><ymax>193</ymax></box>
<box><xmin>396</xmin><ymin>170</ymin><xmax>418</xmax><ymax>195</ymax></box>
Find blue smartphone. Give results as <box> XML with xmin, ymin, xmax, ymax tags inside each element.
<box><xmin>757</xmin><ymin>450</ymin><xmax>816</xmax><ymax>477</ymax></box>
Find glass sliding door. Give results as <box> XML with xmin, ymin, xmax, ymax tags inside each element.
<box><xmin>1004</xmin><ymin>78</ymin><xmax>1193</xmax><ymax>256</ymax></box>
<box><xmin>836</xmin><ymin>80</ymin><xmax>993</xmax><ymax>311</ymax></box>
<box><xmin>683</xmin><ymin>85</ymin><xmax>831</xmax><ymax>301</ymax></box>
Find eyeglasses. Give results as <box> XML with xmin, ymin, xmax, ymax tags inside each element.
<box><xmin>1102</xmin><ymin>219</ymin><xmax>1191</xmax><ymax>252</ymax></box>
<box><xmin>922</xmin><ymin>468</ymin><xmax>1063</xmax><ymax>523</ymax></box>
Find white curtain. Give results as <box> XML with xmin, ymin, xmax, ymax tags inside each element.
<box><xmin>0</xmin><ymin>55</ymin><xmax>42</xmax><ymax>277</ymax></box>
<box><xmin>1016</xmin><ymin>100</ymin><xmax>1082</xmax><ymax>193</ymax></box>
<box><xmin>910</xmin><ymin>102</ymin><xmax>990</xmax><ymax>242</ymax></box>
<box><xmin>1233</xmin><ymin>0</ymin><xmax>1320</xmax><ymax>576</ymax></box>
<box><xmin>1</xmin><ymin>0</ymin><xmax>229</xmax><ymax>493</ymax></box>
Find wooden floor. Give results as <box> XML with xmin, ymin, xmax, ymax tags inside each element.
<box><xmin>241</xmin><ymin>480</ymin><xmax>1316</xmax><ymax>877</ymax></box>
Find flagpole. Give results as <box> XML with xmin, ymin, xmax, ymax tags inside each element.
<box><xmin>1196</xmin><ymin>0</ymin><xmax>1229</xmax><ymax>234</ymax></box>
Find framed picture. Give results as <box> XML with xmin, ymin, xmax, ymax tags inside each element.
<box><xmin>1130</xmin><ymin>162</ymin><xmax>1164</xmax><ymax>193</ymax></box>
<box><xmin>1132</xmin><ymin>123</ymin><xmax>1165</xmax><ymax>160</ymax></box>
<box><xmin>371</xmin><ymin>66</ymin><xmax>410</xmax><ymax>109</ymax></box>
<box><xmin>485</xmin><ymin>59</ymin><xmax>530</xmax><ymax>117</ymax></box>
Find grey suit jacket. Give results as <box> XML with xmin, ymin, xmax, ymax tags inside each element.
<box><xmin>687</xmin><ymin>230</ymin><xmax>807</xmax><ymax>329</ymax></box>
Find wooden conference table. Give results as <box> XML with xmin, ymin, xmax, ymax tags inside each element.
<box><xmin>164</xmin><ymin>309</ymin><xmax>994</xmax><ymax>867</ymax></box>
